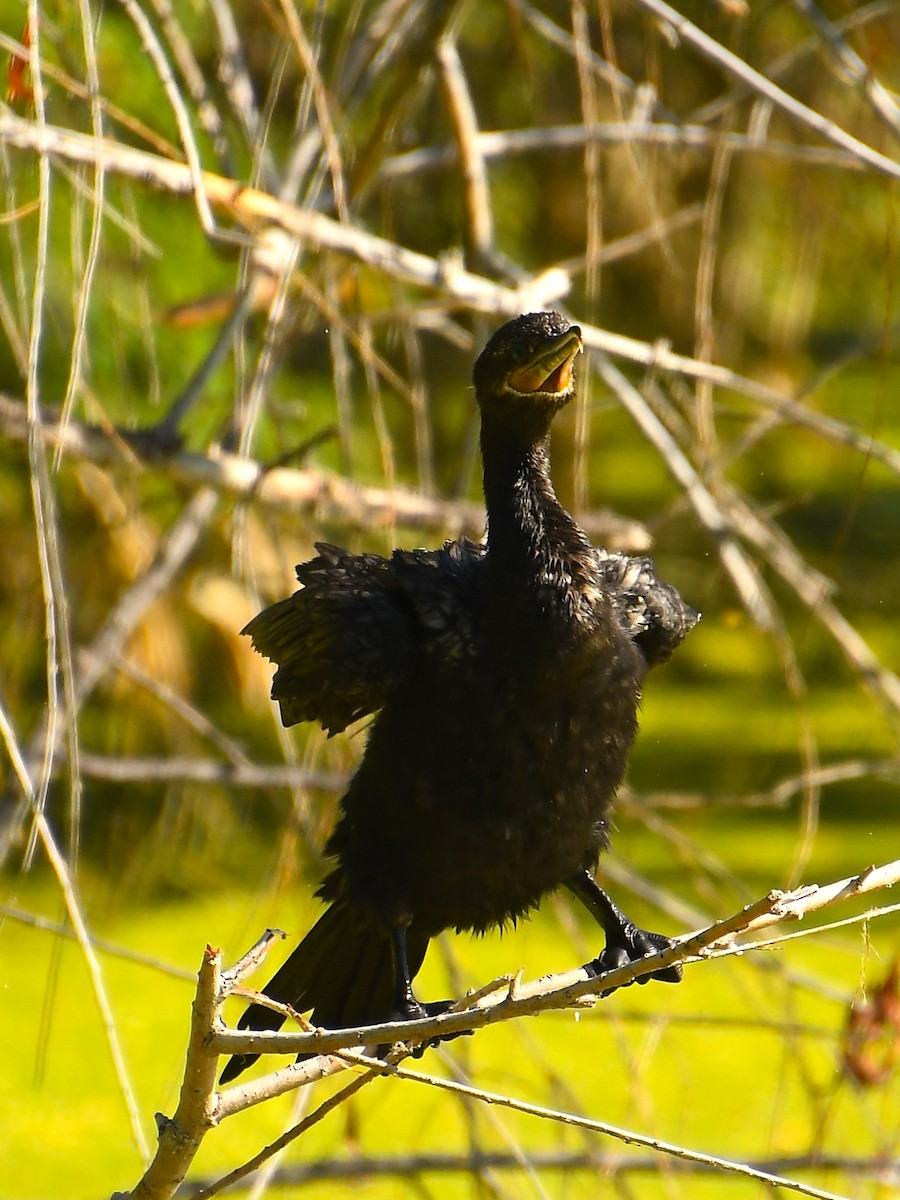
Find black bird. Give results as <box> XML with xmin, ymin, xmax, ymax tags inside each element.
<box><xmin>221</xmin><ymin>312</ymin><xmax>698</xmax><ymax>1084</ymax></box>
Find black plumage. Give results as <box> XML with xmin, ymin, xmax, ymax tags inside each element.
<box><xmin>221</xmin><ymin>312</ymin><xmax>698</xmax><ymax>1084</ymax></box>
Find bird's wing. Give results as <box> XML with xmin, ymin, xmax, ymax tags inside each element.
<box><xmin>389</xmin><ymin>537</ymin><xmax>486</xmax><ymax>663</ymax></box>
<box><xmin>243</xmin><ymin>539</ymin><xmax>486</xmax><ymax>734</ymax></box>
<box><xmin>595</xmin><ymin>550</ymin><xmax>700</xmax><ymax>668</ymax></box>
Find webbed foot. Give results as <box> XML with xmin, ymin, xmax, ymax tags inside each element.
<box><xmin>566</xmin><ymin>869</ymin><xmax>683</xmax><ymax>994</ymax></box>
<box><xmin>386</xmin><ymin>996</ymin><xmax>471</xmax><ymax>1058</ymax></box>
<box><xmin>586</xmin><ymin>921</ymin><xmax>683</xmax><ymax>988</ymax></box>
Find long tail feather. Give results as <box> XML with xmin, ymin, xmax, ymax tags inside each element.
<box><xmin>220</xmin><ymin>903</ymin><xmax>428</xmax><ymax>1083</ymax></box>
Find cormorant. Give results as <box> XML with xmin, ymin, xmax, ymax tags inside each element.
<box><xmin>221</xmin><ymin>311</ymin><xmax>698</xmax><ymax>1084</ymax></box>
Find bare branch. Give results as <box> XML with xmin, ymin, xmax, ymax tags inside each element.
<box><xmin>0</xmin><ymin>394</ymin><xmax>650</xmax><ymax>548</ymax></box>
<box><xmin>0</xmin><ymin>903</ymin><xmax>196</xmax><ymax>979</ymax></box>
<box><xmin>66</xmin><ymin>752</ymin><xmax>347</xmax><ymax>793</ymax></box>
<box><xmin>114</xmin><ymin>0</ymin><xmax>217</xmax><ymax>235</ymax></box>
<box><xmin>789</xmin><ymin>0</ymin><xmax>900</xmax><ymax>139</ymax></box>
<box><xmin>211</xmin><ymin>859</ymin><xmax>900</xmax><ymax>1064</ymax></box>
<box><xmin>378</xmin><ymin>121</ymin><xmax>870</xmax><ymax>179</ymax></box>
<box><xmin>120</xmin><ymin>946</ymin><xmax>222</xmax><ymax>1200</ymax></box>
<box><xmin>181</xmin><ymin>1150</ymin><xmax>900</xmax><ymax>1192</ymax></box>
<box><xmin>437</xmin><ymin>38</ymin><xmax>496</xmax><ymax>271</ymax></box>
<box><xmin>198</xmin><ymin>1072</ymin><xmax>376</xmax><ymax>1200</ymax></box>
<box><xmin>339</xmin><ymin>1054</ymin><xmax>851</xmax><ymax>1200</ymax></box>
<box><xmin>0</xmin><ymin>697</ymin><xmax>149</xmax><ymax>1157</ymax></box>
<box><xmin>3</xmin><ymin>110</ymin><xmax>900</xmax><ymax>484</ymax></box>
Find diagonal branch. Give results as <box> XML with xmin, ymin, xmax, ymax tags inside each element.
<box><xmin>629</xmin><ymin>0</ymin><xmax>900</xmax><ymax>180</ymax></box>
<box><xmin>332</xmin><ymin>1054</ymin><xmax>851</xmax><ymax>1200</ymax></box>
<box><xmin>211</xmin><ymin>858</ymin><xmax>900</xmax><ymax>1082</ymax></box>
<box><xmin>7</xmin><ymin>105</ymin><xmax>900</xmax><ymax>481</ymax></box>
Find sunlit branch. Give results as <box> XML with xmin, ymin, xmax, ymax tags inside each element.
<box><xmin>0</xmin><ymin>393</ymin><xmax>650</xmax><ymax>549</ymax></box>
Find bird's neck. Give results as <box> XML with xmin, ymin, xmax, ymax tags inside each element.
<box><xmin>480</xmin><ymin>423</ymin><xmax>592</xmax><ymax>583</ymax></box>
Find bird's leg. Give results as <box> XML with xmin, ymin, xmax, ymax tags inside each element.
<box><xmin>388</xmin><ymin>923</ymin><xmax>469</xmax><ymax>1057</ymax></box>
<box><xmin>567</xmin><ymin>870</ymin><xmax>683</xmax><ymax>987</ymax></box>
<box><xmin>389</xmin><ymin>923</ymin><xmax>428</xmax><ymax>1020</ymax></box>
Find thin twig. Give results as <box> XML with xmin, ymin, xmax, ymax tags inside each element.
<box><xmin>114</xmin><ymin>0</ymin><xmax>218</xmax><ymax>235</ymax></box>
<box><xmin>207</xmin><ymin>0</ymin><xmax>276</xmax><ymax>187</ymax></box>
<box><xmin>0</xmin><ymin>697</ymin><xmax>150</xmax><ymax>1158</ymax></box>
<box><xmin>199</xmin><ymin>1073</ymin><xmax>378</xmax><ymax>1198</ymax></box>
<box><xmin>789</xmin><ymin>0</ymin><xmax>900</xmax><ymax>140</ymax></box>
<box><xmin>629</xmin><ymin>0</ymin><xmax>900</xmax><ymax>180</ymax></box>
<box><xmin>377</xmin><ymin>121</ymin><xmax>870</xmax><ymax>179</ymax></box>
<box><xmin>66</xmin><ymin>754</ymin><xmax>340</xmax><ymax>791</ymax></box>
<box><xmin>58</xmin><ymin>0</ymin><xmax>105</xmax><ymax>449</ymax></box>
<box><xmin>336</xmin><ymin>1053</ymin><xmax>854</xmax><ymax>1200</ymax></box>
<box><xmin>437</xmin><ymin>37</ymin><xmax>496</xmax><ymax>272</ymax></box>
<box><xmin>147</xmin><ymin>0</ymin><xmax>230</xmax><ymax>169</ymax></box>
<box><xmin>0</xmin><ymin>904</ymin><xmax>196</xmax><ymax>980</ymax></box>
<box><xmin>590</xmin><ymin>351</ymin><xmax>777</xmax><ymax>631</ymax></box>
<box><xmin>618</xmin><ymin>756</ymin><xmax>900</xmax><ymax>811</ymax></box>
<box><xmin>181</xmin><ymin>1150</ymin><xmax>900</xmax><ymax>1192</ymax></box>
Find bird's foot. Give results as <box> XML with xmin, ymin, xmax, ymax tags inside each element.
<box><xmin>586</xmin><ymin>923</ymin><xmax>683</xmax><ymax>994</ymax></box>
<box><xmin>389</xmin><ymin>996</ymin><xmax>472</xmax><ymax>1058</ymax></box>
<box><xmin>391</xmin><ymin>994</ymin><xmax>440</xmax><ymax>1022</ymax></box>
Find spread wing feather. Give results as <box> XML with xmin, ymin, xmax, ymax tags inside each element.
<box><xmin>595</xmin><ymin>550</ymin><xmax>700</xmax><ymax>667</ymax></box>
<box><xmin>244</xmin><ymin>538</ymin><xmax>693</xmax><ymax>734</ymax></box>
<box><xmin>242</xmin><ymin>539</ymin><xmax>486</xmax><ymax>734</ymax></box>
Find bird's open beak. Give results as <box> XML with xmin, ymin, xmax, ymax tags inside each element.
<box><xmin>506</xmin><ymin>327</ymin><xmax>583</xmax><ymax>395</ymax></box>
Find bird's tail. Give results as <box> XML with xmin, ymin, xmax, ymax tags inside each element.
<box><xmin>220</xmin><ymin>901</ymin><xmax>429</xmax><ymax>1084</ymax></box>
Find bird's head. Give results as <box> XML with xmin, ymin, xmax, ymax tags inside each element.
<box><xmin>473</xmin><ymin>313</ymin><xmax>583</xmax><ymax>429</ymax></box>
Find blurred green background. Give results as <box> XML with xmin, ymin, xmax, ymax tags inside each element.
<box><xmin>0</xmin><ymin>0</ymin><xmax>898</xmax><ymax>1196</ymax></box>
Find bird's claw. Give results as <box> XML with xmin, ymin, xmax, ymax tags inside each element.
<box><xmin>586</xmin><ymin>924</ymin><xmax>683</xmax><ymax>994</ymax></box>
<box><xmin>388</xmin><ymin>998</ymin><xmax>473</xmax><ymax>1058</ymax></box>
